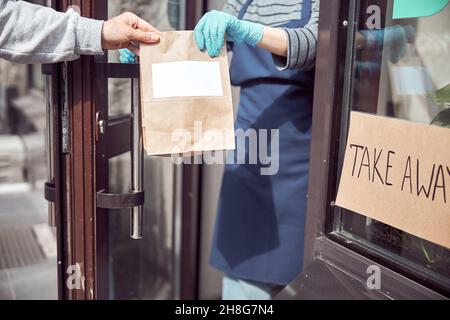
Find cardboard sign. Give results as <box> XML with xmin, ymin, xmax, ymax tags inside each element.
<box><xmin>336</xmin><ymin>112</ymin><xmax>450</xmax><ymax>249</ymax></box>
<box><xmin>139</xmin><ymin>31</ymin><xmax>235</xmax><ymax>155</ymax></box>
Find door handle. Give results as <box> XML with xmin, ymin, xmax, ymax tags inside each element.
<box><xmin>43</xmin><ymin>64</ymin><xmax>56</xmax><ymax>227</ymax></box>
<box><xmin>130</xmin><ymin>78</ymin><xmax>144</xmax><ymax>239</ymax></box>
<box><xmin>95</xmin><ymin>76</ymin><xmax>145</xmax><ymax>240</ymax></box>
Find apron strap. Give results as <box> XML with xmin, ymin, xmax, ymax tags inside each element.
<box><xmin>238</xmin><ymin>0</ymin><xmax>254</xmax><ymax>19</ymax></box>
<box><xmin>300</xmin><ymin>0</ymin><xmax>312</xmax><ymax>22</ymax></box>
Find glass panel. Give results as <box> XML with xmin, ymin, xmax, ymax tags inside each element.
<box><xmin>107</xmin><ymin>0</ymin><xmax>182</xmax><ymax>300</ymax></box>
<box><xmin>0</xmin><ymin>56</ymin><xmax>57</xmax><ymax>298</ymax></box>
<box><xmin>108</xmin><ymin>153</ymin><xmax>175</xmax><ymax>299</ymax></box>
<box><xmin>108</xmin><ymin>78</ymin><xmax>132</xmax><ymax>117</ymax></box>
<box><xmin>108</xmin><ymin>0</ymin><xmax>178</xmax><ymax>64</ymax></box>
<box><xmin>107</xmin><ymin>0</ymin><xmax>180</xmax><ymax>116</ymax></box>
<box><xmin>334</xmin><ymin>0</ymin><xmax>450</xmax><ymax>291</ymax></box>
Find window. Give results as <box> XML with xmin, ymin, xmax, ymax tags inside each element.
<box><xmin>331</xmin><ymin>0</ymin><xmax>450</xmax><ymax>294</ymax></box>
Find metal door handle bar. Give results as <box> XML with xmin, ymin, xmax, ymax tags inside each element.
<box><xmin>94</xmin><ymin>62</ymin><xmax>145</xmax><ymax>239</ymax></box>
<box><xmin>95</xmin><ymin>74</ymin><xmax>144</xmax><ymax>240</ymax></box>
<box><xmin>97</xmin><ymin>79</ymin><xmax>145</xmax><ymax>239</ymax></box>
<box><xmin>42</xmin><ymin>64</ymin><xmax>56</xmax><ymax>226</ymax></box>
<box><xmin>130</xmin><ymin>78</ymin><xmax>144</xmax><ymax>239</ymax></box>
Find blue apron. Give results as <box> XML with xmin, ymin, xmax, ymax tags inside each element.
<box><xmin>210</xmin><ymin>0</ymin><xmax>315</xmax><ymax>286</ymax></box>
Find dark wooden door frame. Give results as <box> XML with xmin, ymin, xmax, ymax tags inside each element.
<box><xmin>302</xmin><ymin>0</ymin><xmax>347</xmax><ymax>269</ymax></box>
<box><xmin>52</xmin><ymin>0</ymin><xmax>108</xmax><ymax>300</ymax></box>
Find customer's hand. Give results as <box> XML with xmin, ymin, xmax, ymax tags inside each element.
<box><xmin>194</xmin><ymin>10</ymin><xmax>264</xmax><ymax>57</ymax></box>
<box><xmin>101</xmin><ymin>12</ymin><xmax>160</xmax><ymax>55</ymax></box>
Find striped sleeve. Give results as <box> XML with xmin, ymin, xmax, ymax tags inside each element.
<box><xmin>222</xmin><ymin>0</ymin><xmax>242</xmax><ymax>17</ymax></box>
<box><xmin>273</xmin><ymin>0</ymin><xmax>320</xmax><ymax>71</ymax></box>
<box><xmin>222</xmin><ymin>0</ymin><xmax>243</xmax><ymax>51</ymax></box>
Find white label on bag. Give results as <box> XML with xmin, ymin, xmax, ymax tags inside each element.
<box><xmin>152</xmin><ymin>61</ymin><xmax>223</xmax><ymax>98</ymax></box>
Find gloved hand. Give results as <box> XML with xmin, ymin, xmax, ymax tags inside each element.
<box><xmin>119</xmin><ymin>48</ymin><xmax>137</xmax><ymax>64</ymax></box>
<box><xmin>194</xmin><ymin>10</ymin><xmax>264</xmax><ymax>57</ymax></box>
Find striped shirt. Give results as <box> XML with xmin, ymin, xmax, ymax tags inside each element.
<box><xmin>223</xmin><ymin>0</ymin><xmax>320</xmax><ymax>71</ymax></box>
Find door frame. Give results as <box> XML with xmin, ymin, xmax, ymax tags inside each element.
<box><xmin>48</xmin><ymin>0</ymin><xmax>206</xmax><ymax>300</ymax></box>
<box><xmin>50</xmin><ymin>0</ymin><xmax>108</xmax><ymax>300</ymax></box>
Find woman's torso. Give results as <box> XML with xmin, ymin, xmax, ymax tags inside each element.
<box><xmin>209</xmin><ymin>0</ymin><xmax>316</xmax><ymax>286</ymax></box>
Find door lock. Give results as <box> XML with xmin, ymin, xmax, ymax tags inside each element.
<box><xmin>98</xmin><ymin>119</ymin><xmax>105</xmax><ymax>134</ymax></box>
<box><xmin>96</xmin><ymin>111</ymin><xmax>106</xmax><ymax>142</ymax></box>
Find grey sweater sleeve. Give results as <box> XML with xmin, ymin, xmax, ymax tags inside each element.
<box><xmin>222</xmin><ymin>0</ymin><xmax>240</xmax><ymax>16</ymax></box>
<box><xmin>0</xmin><ymin>0</ymin><xmax>104</xmax><ymax>64</ymax></box>
<box><xmin>273</xmin><ymin>0</ymin><xmax>320</xmax><ymax>71</ymax></box>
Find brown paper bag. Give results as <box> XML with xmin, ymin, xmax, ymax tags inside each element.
<box><xmin>139</xmin><ymin>31</ymin><xmax>235</xmax><ymax>156</ymax></box>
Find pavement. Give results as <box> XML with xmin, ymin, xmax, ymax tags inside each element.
<box><xmin>0</xmin><ymin>185</ymin><xmax>57</xmax><ymax>300</ymax></box>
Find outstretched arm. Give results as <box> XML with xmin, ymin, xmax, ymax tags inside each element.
<box><xmin>0</xmin><ymin>0</ymin><xmax>159</xmax><ymax>64</ymax></box>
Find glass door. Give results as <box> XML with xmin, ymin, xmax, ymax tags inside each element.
<box><xmin>48</xmin><ymin>0</ymin><xmax>205</xmax><ymax>300</ymax></box>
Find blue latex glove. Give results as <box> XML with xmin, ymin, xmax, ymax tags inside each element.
<box><xmin>119</xmin><ymin>48</ymin><xmax>137</xmax><ymax>64</ymax></box>
<box><xmin>194</xmin><ymin>10</ymin><xmax>264</xmax><ymax>57</ymax></box>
